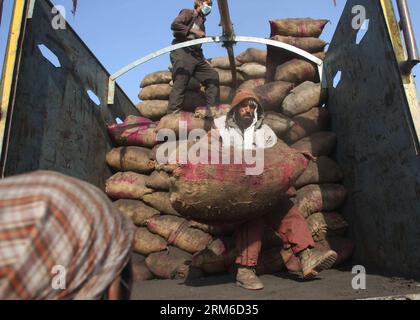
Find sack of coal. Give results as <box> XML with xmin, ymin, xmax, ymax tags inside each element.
<box><xmin>266</xmin><ymin>48</ymin><xmax>296</xmax><ymax>83</ymax></box>
<box><xmin>146</xmin><ymin>247</ymin><xmax>192</xmax><ymax>280</ymax></box>
<box><xmin>133</xmin><ymin>227</ymin><xmax>168</xmax><ymax>256</ymax></box>
<box><xmin>285</xmin><ymin>107</ymin><xmax>330</xmax><ymax>143</ymax></box>
<box><xmin>142</xmin><ymin>192</ymin><xmax>180</xmax><ymax>215</ymax></box>
<box><xmin>270</xmin><ymin>18</ymin><xmax>329</xmax><ymax>38</ymax></box>
<box><xmin>307</xmin><ymin>212</ymin><xmax>349</xmax><ymax>242</ymax></box>
<box><xmin>139</xmin><ymin>83</ymin><xmax>172</xmax><ymax>100</ymax></box>
<box><xmin>219</xmin><ymin>86</ymin><xmax>234</xmax><ymax>104</ymax></box>
<box><xmin>146</xmin><ymin>215</ymin><xmax>185</xmax><ymax>239</ymax></box>
<box><xmin>238</xmin><ymin>78</ymin><xmax>266</xmax><ymax>91</ymax></box>
<box><xmin>140</xmin><ymin>70</ymin><xmax>172</xmax><ymax>88</ymax></box>
<box><xmin>106</xmin><ymin>147</ymin><xmax>156</xmax><ymax>174</ymax></box>
<box><xmin>210</xmin><ymin>56</ymin><xmax>241</xmax><ymax>69</ymax></box>
<box><xmin>170</xmin><ymin>140</ymin><xmax>310</xmax><ymax>223</ymax></box>
<box><xmin>136</xmin><ymin>100</ymin><xmax>168</xmax><ymax>121</ymax></box>
<box><xmin>270</xmin><ymin>35</ymin><xmax>328</xmax><ymax>53</ymax></box>
<box><xmin>263</xmin><ymin>111</ymin><xmax>295</xmax><ymax>138</ymax></box>
<box><xmin>294</xmin><ymin>184</ymin><xmax>347</xmax><ymax>218</ymax></box>
<box><xmin>294</xmin><ymin>156</ymin><xmax>343</xmax><ymax>188</ymax></box>
<box><xmin>281</xmin><ymin>81</ymin><xmax>326</xmax><ymax>117</ymax></box>
<box><xmin>145</xmin><ymin>215</ymin><xmax>212</xmax><ymax>254</ymax></box>
<box><xmin>236</xmin><ymin>48</ymin><xmax>267</xmax><ymax>65</ymax></box>
<box><xmin>107</xmin><ymin>118</ymin><xmax>158</xmax><ymax>148</ymax></box>
<box><xmin>146</xmin><ymin>170</ymin><xmax>171</xmax><ymax>191</ymax></box>
<box><xmin>237</xmin><ymin>63</ymin><xmax>267</xmax><ymax>79</ymax></box>
<box><xmin>253</xmin><ymin>81</ymin><xmax>294</xmax><ymax>111</ymax></box>
<box><xmin>191</xmin><ymin>238</ymin><xmax>236</xmax><ymax>274</ymax></box>
<box><xmin>195</xmin><ymin>104</ymin><xmax>231</xmax><ymax>119</ymax></box>
<box><xmin>274</xmin><ymin>52</ymin><xmax>326</xmax><ymax>84</ymax></box>
<box><xmin>215</xmin><ymin>68</ymin><xmax>245</xmax><ymax>85</ymax></box>
<box><xmin>105</xmin><ymin>172</ymin><xmax>154</xmax><ymax>200</ymax></box>
<box><xmin>114</xmin><ymin>199</ymin><xmax>160</xmax><ymax>226</ymax></box>
<box><xmin>131</xmin><ymin>253</ymin><xmax>155</xmax><ymax>281</ymax></box>
<box><xmin>314</xmin><ymin>237</ymin><xmax>354</xmax><ymax>267</ymax></box>
<box><xmin>155</xmin><ymin>112</ymin><xmax>212</xmax><ymax>138</ymax></box>
<box><xmin>291</xmin><ymin>131</ymin><xmax>337</xmax><ymax>157</ymax></box>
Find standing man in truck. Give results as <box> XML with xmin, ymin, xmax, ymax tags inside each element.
<box><xmin>210</xmin><ymin>89</ymin><xmax>338</xmax><ymax>290</ymax></box>
<box><xmin>168</xmin><ymin>0</ymin><xmax>220</xmax><ymax>114</ymax></box>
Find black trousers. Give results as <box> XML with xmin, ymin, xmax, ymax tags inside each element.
<box><xmin>168</xmin><ymin>48</ymin><xmax>220</xmax><ymax>113</ymax></box>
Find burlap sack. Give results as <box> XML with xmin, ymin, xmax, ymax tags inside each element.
<box><xmin>215</xmin><ymin>68</ymin><xmax>245</xmax><ymax>85</ymax></box>
<box><xmin>107</xmin><ymin>119</ymin><xmax>158</xmax><ymax>148</ymax></box>
<box><xmin>291</xmin><ymin>131</ymin><xmax>337</xmax><ymax>157</ymax></box>
<box><xmin>237</xmin><ymin>78</ymin><xmax>266</xmax><ymax>91</ymax></box>
<box><xmin>145</xmin><ymin>215</ymin><xmax>213</xmax><ymax>254</ymax></box>
<box><xmin>236</xmin><ymin>48</ymin><xmax>267</xmax><ymax>65</ymax></box>
<box><xmin>237</xmin><ymin>63</ymin><xmax>267</xmax><ymax>80</ymax></box>
<box><xmin>114</xmin><ymin>199</ymin><xmax>160</xmax><ymax>226</ymax></box>
<box><xmin>294</xmin><ymin>184</ymin><xmax>347</xmax><ymax>218</ymax></box>
<box><xmin>106</xmin><ymin>147</ymin><xmax>156</xmax><ymax>174</ymax></box>
<box><xmin>270</xmin><ymin>18</ymin><xmax>329</xmax><ymax>38</ymax></box>
<box><xmin>263</xmin><ymin>111</ymin><xmax>295</xmax><ymax>138</ymax></box>
<box><xmin>105</xmin><ymin>172</ymin><xmax>154</xmax><ymax>200</ymax></box>
<box><xmin>132</xmin><ymin>253</ymin><xmax>155</xmax><ymax>281</ymax></box>
<box><xmin>136</xmin><ymin>100</ymin><xmax>168</xmax><ymax>121</ymax></box>
<box><xmin>155</xmin><ymin>112</ymin><xmax>212</xmax><ymax>139</ymax></box>
<box><xmin>285</xmin><ymin>107</ymin><xmax>330</xmax><ymax>143</ymax></box>
<box><xmin>142</xmin><ymin>192</ymin><xmax>180</xmax><ymax>216</ymax></box>
<box><xmin>220</xmin><ymin>86</ymin><xmax>234</xmax><ymax>104</ymax></box>
<box><xmin>145</xmin><ymin>247</ymin><xmax>192</xmax><ymax>279</ymax></box>
<box><xmin>307</xmin><ymin>212</ymin><xmax>349</xmax><ymax>242</ymax></box>
<box><xmin>194</xmin><ymin>104</ymin><xmax>231</xmax><ymax>119</ymax></box>
<box><xmin>191</xmin><ymin>238</ymin><xmax>236</xmax><ymax>274</ymax></box>
<box><xmin>281</xmin><ymin>81</ymin><xmax>326</xmax><ymax>117</ymax></box>
<box><xmin>170</xmin><ymin>140</ymin><xmax>310</xmax><ymax>223</ymax></box>
<box><xmin>146</xmin><ymin>170</ymin><xmax>172</xmax><ymax>191</ymax></box>
<box><xmin>140</xmin><ymin>70</ymin><xmax>172</xmax><ymax>88</ymax></box>
<box><xmin>253</xmin><ymin>81</ymin><xmax>294</xmax><ymax>111</ymax></box>
<box><xmin>139</xmin><ymin>83</ymin><xmax>172</xmax><ymax>100</ymax></box>
<box><xmin>133</xmin><ymin>227</ymin><xmax>168</xmax><ymax>255</ymax></box>
<box><xmin>274</xmin><ymin>52</ymin><xmax>326</xmax><ymax>84</ymax></box>
<box><xmin>270</xmin><ymin>35</ymin><xmax>328</xmax><ymax>53</ymax></box>
<box><xmin>294</xmin><ymin>156</ymin><xmax>343</xmax><ymax>188</ymax></box>
<box><xmin>210</xmin><ymin>56</ymin><xmax>241</xmax><ymax>69</ymax></box>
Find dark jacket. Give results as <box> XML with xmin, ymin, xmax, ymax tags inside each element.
<box><xmin>171</xmin><ymin>9</ymin><xmax>206</xmax><ymax>55</ymax></box>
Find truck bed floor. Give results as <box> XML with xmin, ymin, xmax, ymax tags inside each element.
<box><xmin>131</xmin><ymin>267</ymin><xmax>420</xmax><ymax>300</ymax></box>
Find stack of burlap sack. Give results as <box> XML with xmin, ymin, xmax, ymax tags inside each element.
<box><xmin>104</xmin><ymin>18</ymin><xmax>354</xmax><ymax>282</ymax></box>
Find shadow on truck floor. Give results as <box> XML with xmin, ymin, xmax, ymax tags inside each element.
<box><xmin>132</xmin><ymin>266</ymin><xmax>420</xmax><ymax>300</ymax></box>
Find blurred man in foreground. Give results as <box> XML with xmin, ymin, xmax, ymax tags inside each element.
<box><xmin>0</xmin><ymin>171</ymin><xmax>135</xmax><ymax>300</ymax></box>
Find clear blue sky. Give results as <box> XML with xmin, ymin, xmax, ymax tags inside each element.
<box><xmin>1</xmin><ymin>0</ymin><xmax>419</xmax><ymax>104</ymax></box>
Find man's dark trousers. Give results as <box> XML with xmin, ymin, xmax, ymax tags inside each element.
<box><xmin>168</xmin><ymin>48</ymin><xmax>220</xmax><ymax>113</ymax></box>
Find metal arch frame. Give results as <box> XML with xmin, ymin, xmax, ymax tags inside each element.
<box><xmin>107</xmin><ymin>35</ymin><xmax>325</xmax><ymax>104</ymax></box>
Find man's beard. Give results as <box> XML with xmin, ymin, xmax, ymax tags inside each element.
<box><xmin>237</xmin><ymin>115</ymin><xmax>253</xmax><ymax>130</ymax></box>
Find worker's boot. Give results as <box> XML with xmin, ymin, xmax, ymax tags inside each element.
<box><xmin>299</xmin><ymin>248</ymin><xmax>338</xmax><ymax>279</ymax></box>
<box><xmin>236</xmin><ymin>266</ymin><xmax>264</xmax><ymax>290</ymax></box>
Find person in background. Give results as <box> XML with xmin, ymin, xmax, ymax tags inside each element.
<box><xmin>211</xmin><ymin>90</ymin><xmax>338</xmax><ymax>290</ymax></box>
<box><xmin>168</xmin><ymin>0</ymin><xmax>220</xmax><ymax>114</ymax></box>
<box><xmin>0</xmin><ymin>171</ymin><xmax>135</xmax><ymax>300</ymax></box>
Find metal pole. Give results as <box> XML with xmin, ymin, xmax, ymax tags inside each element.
<box><xmin>396</xmin><ymin>0</ymin><xmax>420</xmax><ymax>72</ymax></box>
<box><xmin>217</xmin><ymin>0</ymin><xmax>237</xmax><ymax>89</ymax></box>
